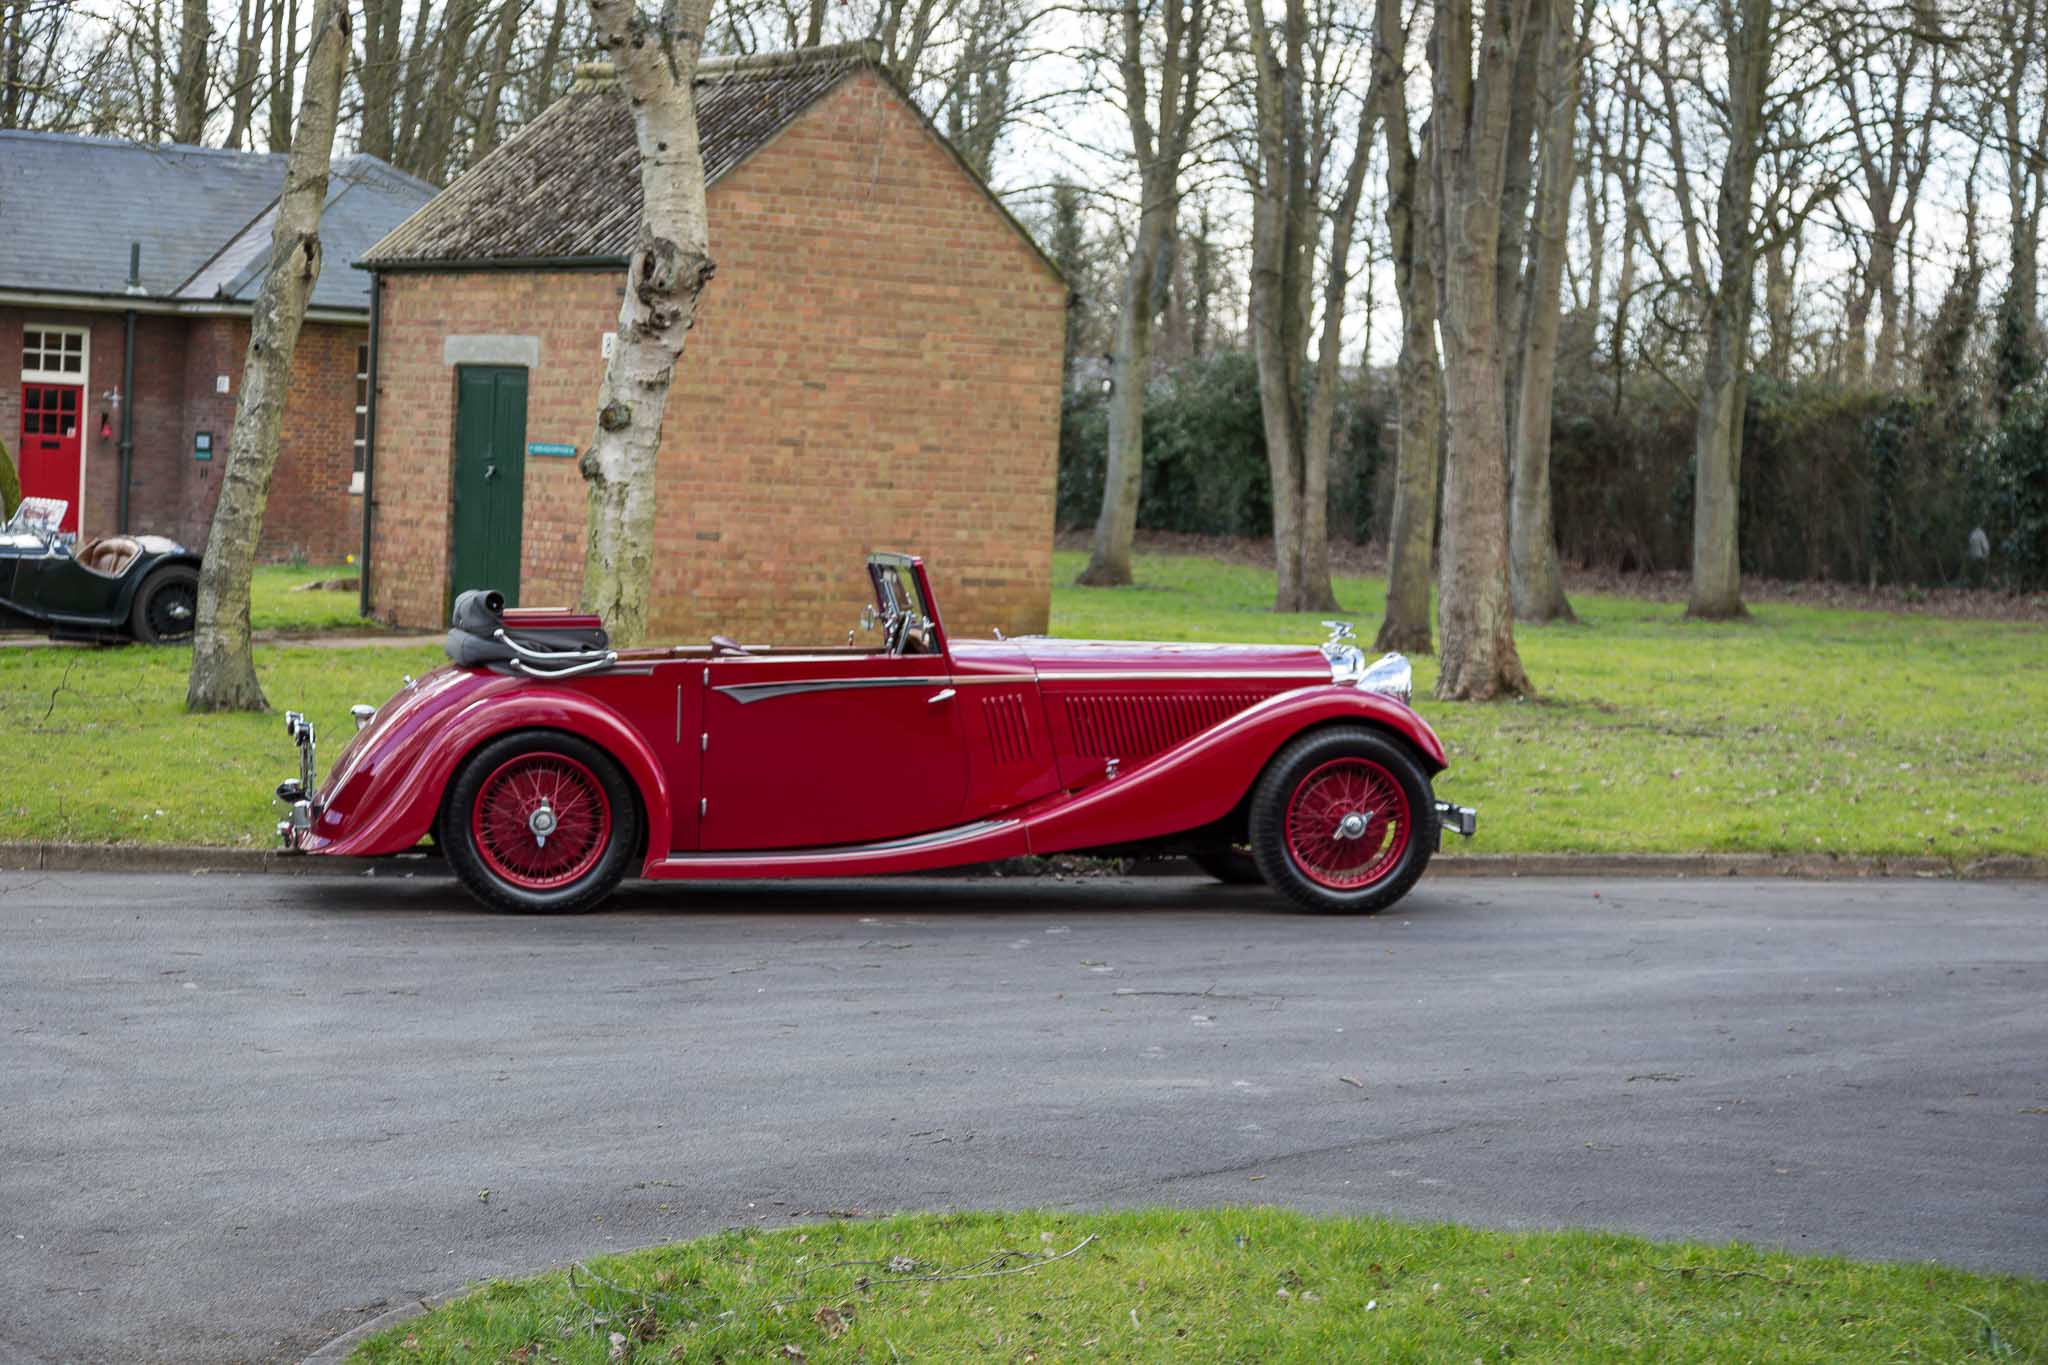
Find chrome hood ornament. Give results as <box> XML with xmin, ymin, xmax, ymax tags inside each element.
<box><xmin>1319</xmin><ymin>622</ymin><xmax>1413</xmax><ymax>706</ymax></box>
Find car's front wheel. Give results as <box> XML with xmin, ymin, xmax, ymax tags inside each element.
<box><xmin>1248</xmin><ymin>725</ymin><xmax>1438</xmax><ymax>914</ymax></box>
<box><xmin>441</xmin><ymin>732</ymin><xmax>639</xmax><ymax>913</ymax></box>
<box><xmin>129</xmin><ymin>564</ymin><xmax>199</xmax><ymax>643</ymax></box>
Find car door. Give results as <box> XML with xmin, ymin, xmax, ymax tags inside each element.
<box><xmin>699</xmin><ymin>652</ymin><xmax>968</xmax><ymax>850</ymax></box>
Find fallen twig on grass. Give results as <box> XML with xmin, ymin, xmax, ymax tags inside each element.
<box><xmin>1650</xmin><ymin>1263</ymin><xmax>1798</xmax><ymax>1288</ymax></box>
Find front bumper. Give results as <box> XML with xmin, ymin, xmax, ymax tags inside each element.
<box><xmin>1435</xmin><ymin>800</ymin><xmax>1477</xmax><ymax>848</ymax></box>
<box><xmin>275</xmin><ymin>710</ymin><xmax>319</xmax><ymax>850</ymax></box>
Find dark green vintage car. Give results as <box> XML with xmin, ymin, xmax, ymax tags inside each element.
<box><xmin>0</xmin><ymin>498</ymin><xmax>201</xmax><ymax>643</ymax></box>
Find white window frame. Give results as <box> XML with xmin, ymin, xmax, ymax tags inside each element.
<box><xmin>350</xmin><ymin>342</ymin><xmax>369</xmax><ymax>495</ymax></box>
<box><xmin>21</xmin><ymin>323</ymin><xmax>89</xmax><ymax>384</ymax></box>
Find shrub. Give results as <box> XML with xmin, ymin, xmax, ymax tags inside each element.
<box><xmin>1056</xmin><ymin>350</ymin><xmax>1383</xmax><ymax>541</ymax></box>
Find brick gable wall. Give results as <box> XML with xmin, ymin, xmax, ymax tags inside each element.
<box><xmin>369</xmin><ymin>68</ymin><xmax>1066</xmax><ymax>642</ymax></box>
<box><xmin>1</xmin><ymin>305</ymin><xmax>363</xmax><ymax>563</ymax></box>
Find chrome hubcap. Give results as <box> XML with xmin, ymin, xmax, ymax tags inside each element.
<box><xmin>528</xmin><ymin>799</ymin><xmax>557</xmax><ymax>847</ymax></box>
<box><xmin>1332</xmin><ymin>810</ymin><xmax>1374</xmax><ymax>842</ymax></box>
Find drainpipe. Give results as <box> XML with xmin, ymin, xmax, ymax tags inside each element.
<box><xmin>118</xmin><ymin>242</ymin><xmax>142</xmax><ymax>534</ymax></box>
<box><xmin>358</xmin><ymin>271</ymin><xmax>381</xmax><ymax>620</ymax></box>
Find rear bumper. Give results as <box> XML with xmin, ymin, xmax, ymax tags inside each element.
<box><xmin>1435</xmin><ymin>800</ymin><xmax>1477</xmax><ymax>847</ymax></box>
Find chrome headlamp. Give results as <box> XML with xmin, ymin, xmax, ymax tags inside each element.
<box><xmin>1321</xmin><ymin>622</ymin><xmax>1413</xmax><ymax>706</ymax></box>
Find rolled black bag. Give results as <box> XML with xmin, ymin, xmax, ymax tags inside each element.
<box><xmin>445</xmin><ymin>588</ymin><xmax>610</xmax><ymax>668</ymax></box>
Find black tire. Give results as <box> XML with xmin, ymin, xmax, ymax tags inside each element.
<box><xmin>129</xmin><ymin>564</ymin><xmax>199</xmax><ymax>644</ymax></box>
<box><xmin>1189</xmin><ymin>845</ymin><xmax>1263</xmax><ymax>884</ymax></box>
<box><xmin>1247</xmin><ymin>725</ymin><xmax>1438</xmax><ymax>914</ymax></box>
<box><xmin>440</xmin><ymin>731</ymin><xmax>640</xmax><ymax>913</ymax></box>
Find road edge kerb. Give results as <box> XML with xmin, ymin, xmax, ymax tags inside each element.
<box><xmin>300</xmin><ymin>1288</ymin><xmax>465</xmax><ymax>1365</ymax></box>
<box><xmin>4</xmin><ymin>841</ymin><xmax>2044</xmax><ymax>881</ymax></box>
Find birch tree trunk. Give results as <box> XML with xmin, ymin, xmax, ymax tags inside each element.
<box><xmin>578</xmin><ymin>0</ymin><xmax>717</xmax><ymax>646</ymax></box>
<box><xmin>1508</xmin><ymin>0</ymin><xmax>1579</xmax><ymax>625</ymax></box>
<box><xmin>1428</xmin><ymin>0</ymin><xmax>1534</xmax><ymax>700</ymax></box>
<box><xmin>186</xmin><ymin>0</ymin><xmax>349</xmax><ymax>713</ymax></box>
<box><xmin>1077</xmin><ymin>0</ymin><xmax>1205</xmax><ymax>588</ymax></box>
<box><xmin>1373</xmin><ymin>0</ymin><xmax>1440</xmax><ymax>655</ymax></box>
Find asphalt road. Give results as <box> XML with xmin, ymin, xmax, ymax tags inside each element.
<box><xmin>2</xmin><ymin>871</ymin><xmax>2043</xmax><ymax>1364</ymax></box>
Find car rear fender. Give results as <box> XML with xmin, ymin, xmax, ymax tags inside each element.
<box><xmin>306</xmin><ymin>681</ymin><xmax>672</xmax><ymax>861</ymax></box>
<box><xmin>1020</xmin><ymin>685</ymin><xmax>1446</xmax><ymax>855</ymax></box>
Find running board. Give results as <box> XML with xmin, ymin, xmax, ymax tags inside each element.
<box><xmin>646</xmin><ymin>818</ymin><xmax>1028</xmax><ymax>880</ymax></box>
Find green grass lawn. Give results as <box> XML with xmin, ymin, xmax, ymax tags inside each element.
<box><xmin>1051</xmin><ymin>550</ymin><xmax>2048</xmax><ymax>861</ymax></box>
<box><xmin>1</xmin><ymin>548</ymin><xmax>2043</xmax><ymax>855</ymax></box>
<box><xmin>346</xmin><ymin>1208</ymin><xmax>2046</xmax><ymax>1363</ymax></box>
<box><xmin>248</xmin><ymin>561</ymin><xmax>376</xmax><ymax>633</ymax></box>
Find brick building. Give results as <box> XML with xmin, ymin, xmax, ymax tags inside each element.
<box><xmin>0</xmin><ymin>133</ymin><xmax>435</xmax><ymax>558</ymax></box>
<box><xmin>356</xmin><ymin>42</ymin><xmax>1067</xmax><ymax>642</ymax></box>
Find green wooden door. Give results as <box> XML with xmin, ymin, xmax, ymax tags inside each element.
<box><xmin>452</xmin><ymin>366</ymin><xmax>527</xmax><ymax>606</ymax></box>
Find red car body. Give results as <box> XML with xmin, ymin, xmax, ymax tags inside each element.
<box><xmin>278</xmin><ymin>554</ymin><xmax>1473</xmax><ymax>912</ymax></box>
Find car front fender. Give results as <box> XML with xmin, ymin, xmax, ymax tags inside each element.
<box><xmin>303</xmin><ymin>678</ymin><xmax>673</xmax><ymax>862</ymax></box>
<box><xmin>1020</xmin><ymin>685</ymin><xmax>1447</xmax><ymax>855</ymax></box>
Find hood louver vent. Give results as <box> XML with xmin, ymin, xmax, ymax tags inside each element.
<box><xmin>1063</xmin><ymin>692</ymin><xmax>1270</xmax><ymax>759</ymax></box>
<box><xmin>980</xmin><ymin>693</ymin><xmax>1035</xmax><ymax>764</ymax></box>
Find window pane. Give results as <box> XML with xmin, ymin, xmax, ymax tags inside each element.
<box><xmin>58</xmin><ymin>389</ymin><xmax>76</xmax><ymax>411</ymax></box>
<box><xmin>62</xmin><ymin>333</ymin><xmax>81</xmax><ymax>354</ymax></box>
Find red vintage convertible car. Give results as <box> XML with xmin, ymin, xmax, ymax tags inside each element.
<box><xmin>276</xmin><ymin>553</ymin><xmax>1474</xmax><ymax>913</ymax></box>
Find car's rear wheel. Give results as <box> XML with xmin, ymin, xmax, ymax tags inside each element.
<box><xmin>1189</xmin><ymin>845</ymin><xmax>1262</xmax><ymax>884</ymax></box>
<box><xmin>1248</xmin><ymin>725</ymin><xmax>1437</xmax><ymax>914</ymax></box>
<box><xmin>441</xmin><ymin>732</ymin><xmax>639</xmax><ymax>913</ymax></box>
<box><xmin>130</xmin><ymin>565</ymin><xmax>199</xmax><ymax>644</ymax></box>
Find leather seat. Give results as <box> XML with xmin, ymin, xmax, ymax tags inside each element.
<box><xmin>77</xmin><ymin>536</ymin><xmax>142</xmax><ymax>577</ymax></box>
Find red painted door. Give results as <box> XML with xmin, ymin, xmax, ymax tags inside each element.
<box><xmin>18</xmin><ymin>384</ymin><xmax>83</xmax><ymax>534</ymax></box>
<box><xmin>700</xmin><ymin>653</ymin><xmax>968</xmax><ymax>850</ymax></box>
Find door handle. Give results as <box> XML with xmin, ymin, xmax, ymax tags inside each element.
<box><xmin>927</xmin><ymin>688</ymin><xmax>956</xmax><ymax>705</ymax></box>
<box><xmin>484</xmin><ymin>464</ymin><xmax>498</xmax><ymax>480</ymax></box>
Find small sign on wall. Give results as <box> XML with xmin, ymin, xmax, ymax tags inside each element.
<box><xmin>528</xmin><ymin>442</ymin><xmax>576</xmax><ymax>458</ymax></box>
<box><xmin>215</xmin><ymin>375</ymin><xmax>230</xmax><ymax>394</ymax></box>
<box><xmin>194</xmin><ymin>431</ymin><xmax>213</xmax><ymax>461</ymax></box>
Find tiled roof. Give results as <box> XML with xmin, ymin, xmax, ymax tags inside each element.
<box><xmin>360</xmin><ymin>42</ymin><xmax>883</xmax><ymax>268</ymax></box>
<box><xmin>0</xmin><ymin>133</ymin><xmax>434</xmax><ymax>312</ymax></box>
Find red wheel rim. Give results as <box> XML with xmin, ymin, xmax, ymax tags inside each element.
<box><xmin>1283</xmin><ymin>757</ymin><xmax>1410</xmax><ymax>890</ymax></box>
<box><xmin>470</xmin><ymin>752</ymin><xmax>611</xmax><ymax>891</ymax></box>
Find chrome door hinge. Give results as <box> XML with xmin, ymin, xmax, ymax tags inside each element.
<box><xmin>700</xmin><ymin>797</ymin><xmax>707</xmax><ymax>817</ymax></box>
<box><xmin>700</xmin><ymin>732</ymin><xmax>708</xmax><ymax>751</ymax></box>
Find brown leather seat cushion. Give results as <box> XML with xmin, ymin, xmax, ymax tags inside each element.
<box><xmin>77</xmin><ymin>536</ymin><xmax>142</xmax><ymax>577</ymax></box>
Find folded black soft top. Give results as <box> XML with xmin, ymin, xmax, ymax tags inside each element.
<box><xmin>445</xmin><ymin>589</ymin><xmax>613</xmax><ymax>674</ymax></box>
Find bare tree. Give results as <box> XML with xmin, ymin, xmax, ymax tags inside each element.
<box><xmin>1833</xmin><ymin>7</ymin><xmax>1943</xmax><ymax>387</ymax></box>
<box><xmin>1372</xmin><ymin>0</ymin><xmax>1441</xmax><ymax>654</ymax></box>
<box><xmin>1644</xmin><ymin>0</ymin><xmax>1843</xmax><ymax>619</ymax></box>
<box><xmin>266</xmin><ymin>0</ymin><xmax>303</xmax><ymax>149</ymax></box>
<box><xmin>187</xmin><ymin>0</ymin><xmax>351</xmax><ymax>712</ymax></box>
<box><xmin>1507</xmin><ymin>0</ymin><xmax>1585</xmax><ymax>624</ymax></box>
<box><xmin>1077</xmin><ymin>0</ymin><xmax>1208</xmax><ymax>587</ymax></box>
<box><xmin>170</xmin><ymin>0</ymin><xmax>210</xmax><ymax>141</ymax></box>
<box><xmin>1426</xmin><ymin>0</ymin><xmax>1534</xmax><ymax>699</ymax></box>
<box><xmin>1243</xmin><ymin>0</ymin><xmax>1387</xmax><ymax>613</ymax></box>
<box><xmin>577</xmin><ymin>0</ymin><xmax>718</xmax><ymax>645</ymax></box>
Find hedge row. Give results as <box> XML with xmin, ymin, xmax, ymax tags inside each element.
<box><xmin>1057</xmin><ymin>351</ymin><xmax>2048</xmax><ymax>590</ymax></box>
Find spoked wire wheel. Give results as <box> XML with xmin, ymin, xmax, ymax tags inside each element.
<box><xmin>1249</xmin><ymin>726</ymin><xmax>1439</xmax><ymax>914</ymax></box>
<box><xmin>1282</xmin><ymin>757</ymin><xmax>1411</xmax><ymax>890</ymax></box>
<box><xmin>470</xmin><ymin>752</ymin><xmax>612</xmax><ymax>890</ymax></box>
